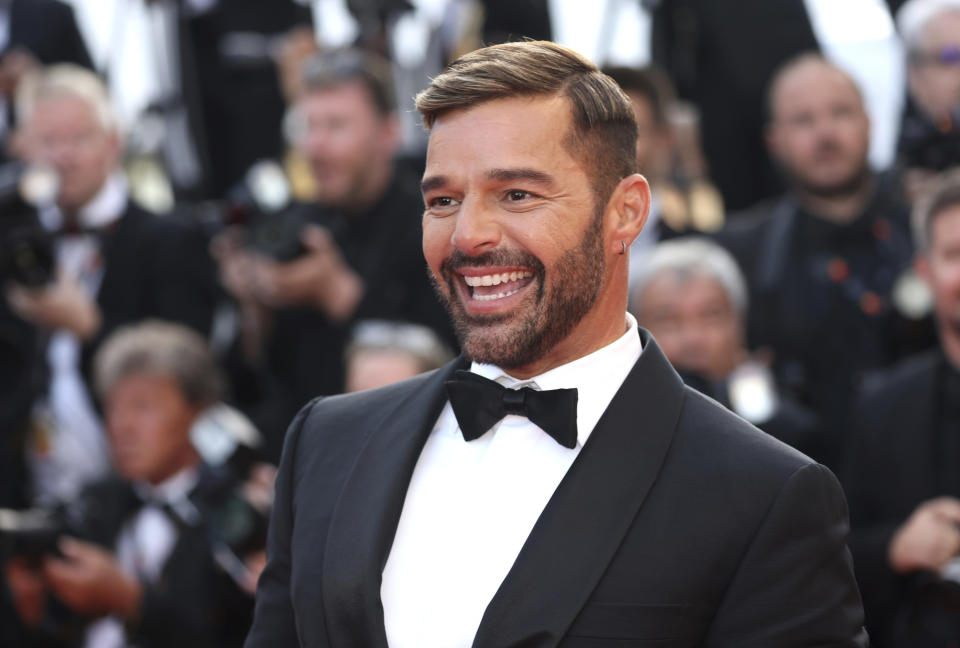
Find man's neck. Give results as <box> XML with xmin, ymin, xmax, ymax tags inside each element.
<box><xmin>336</xmin><ymin>162</ymin><xmax>394</xmax><ymax>216</ymax></box>
<box><xmin>795</xmin><ymin>175</ymin><xmax>874</xmax><ymax>225</ymax></box>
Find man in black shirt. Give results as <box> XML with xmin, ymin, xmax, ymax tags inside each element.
<box><xmin>716</xmin><ymin>54</ymin><xmax>930</xmax><ymax>469</ymax></box>
<box><xmin>215</xmin><ymin>49</ymin><xmax>451</xmax><ymax>460</ymax></box>
<box><xmin>845</xmin><ymin>169</ymin><xmax>960</xmax><ymax>648</ymax></box>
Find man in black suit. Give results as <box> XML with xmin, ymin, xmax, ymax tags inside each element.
<box><xmin>246</xmin><ymin>40</ymin><xmax>867</xmax><ymax>647</ymax></box>
<box><xmin>845</xmin><ymin>169</ymin><xmax>960</xmax><ymax>647</ymax></box>
<box><xmin>3</xmin><ymin>321</ymin><xmax>257</xmax><ymax>648</ymax></box>
<box><xmin>3</xmin><ymin>64</ymin><xmax>217</xmax><ymax>505</ymax></box>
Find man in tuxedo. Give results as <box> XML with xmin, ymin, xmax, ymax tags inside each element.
<box><xmin>2</xmin><ymin>64</ymin><xmax>216</xmax><ymax>505</ymax></box>
<box><xmin>3</xmin><ymin>321</ymin><xmax>256</xmax><ymax>647</ymax></box>
<box><xmin>246</xmin><ymin>40</ymin><xmax>867</xmax><ymax>647</ymax></box>
<box><xmin>845</xmin><ymin>169</ymin><xmax>960</xmax><ymax>647</ymax></box>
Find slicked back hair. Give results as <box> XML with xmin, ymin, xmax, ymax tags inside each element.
<box><xmin>415</xmin><ymin>40</ymin><xmax>638</xmax><ymax>210</ymax></box>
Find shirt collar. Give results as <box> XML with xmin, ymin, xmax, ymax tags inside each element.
<box><xmin>41</xmin><ymin>172</ymin><xmax>128</xmax><ymax>232</ymax></box>
<box><xmin>133</xmin><ymin>463</ymin><xmax>201</xmax><ymax>506</ymax></box>
<box><xmin>470</xmin><ymin>313</ymin><xmax>643</xmax><ymax>446</ymax></box>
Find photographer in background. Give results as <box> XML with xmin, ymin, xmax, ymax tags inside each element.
<box><xmin>214</xmin><ymin>48</ymin><xmax>452</xmax><ymax>462</ymax></box>
<box><xmin>897</xmin><ymin>0</ymin><xmax>960</xmax><ymax>204</ymax></box>
<box><xmin>1</xmin><ymin>64</ymin><xmax>217</xmax><ymax>506</ymax></box>
<box><xmin>2</xmin><ymin>321</ymin><xmax>262</xmax><ymax>648</ymax></box>
<box><xmin>846</xmin><ymin>169</ymin><xmax>960</xmax><ymax>647</ymax></box>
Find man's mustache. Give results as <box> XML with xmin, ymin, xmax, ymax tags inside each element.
<box><xmin>440</xmin><ymin>249</ymin><xmax>545</xmax><ymax>278</ymax></box>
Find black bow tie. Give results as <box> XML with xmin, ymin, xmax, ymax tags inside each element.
<box><xmin>445</xmin><ymin>370</ymin><xmax>579</xmax><ymax>449</ymax></box>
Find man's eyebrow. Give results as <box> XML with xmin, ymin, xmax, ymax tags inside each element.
<box><xmin>487</xmin><ymin>168</ymin><xmax>556</xmax><ymax>186</ymax></box>
<box><xmin>421</xmin><ymin>175</ymin><xmax>447</xmax><ymax>194</ymax></box>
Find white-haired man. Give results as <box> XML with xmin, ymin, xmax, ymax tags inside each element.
<box><xmin>630</xmin><ymin>237</ymin><xmax>824</xmax><ymax>462</ymax></box>
<box><xmin>2</xmin><ymin>64</ymin><xmax>217</xmax><ymax>505</ymax></box>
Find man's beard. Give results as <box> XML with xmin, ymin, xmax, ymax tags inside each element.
<box><xmin>430</xmin><ymin>213</ymin><xmax>606</xmax><ymax>370</ymax></box>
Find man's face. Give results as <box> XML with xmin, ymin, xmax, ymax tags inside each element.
<box><xmin>421</xmin><ymin>95</ymin><xmax>620</xmax><ymax>375</ymax></box>
<box><xmin>24</xmin><ymin>95</ymin><xmax>119</xmax><ymax>212</ymax></box>
<box><xmin>919</xmin><ymin>205</ymin><xmax>960</xmax><ymax>337</ymax></box>
<box><xmin>908</xmin><ymin>11</ymin><xmax>960</xmax><ymax>120</ymax></box>
<box><xmin>767</xmin><ymin>62</ymin><xmax>871</xmax><ymax>198</ymax></box>
<box><xmin>104</xmin><ymin>372</ymin><xmax>200</xmax><ymax>485</ymax></box>
<box><xmin>295</xmin><ymin>82</ymin><xmax>396</xmax><ymax>209</ymax></box>
<box><xmin>636</xmin><ymin>271</ymin><xmax>742</xmax><ymax>381</ymax></box>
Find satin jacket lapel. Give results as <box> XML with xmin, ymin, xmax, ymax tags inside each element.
<box><xmin>474</xmin><ymin>331</ymin><xmax>686</xmax><ymax>648</ymax></box>
<box><xmin>322</xmin><ymin>357</ymin><xmax>469</xmax><ymax>648</ymax></box>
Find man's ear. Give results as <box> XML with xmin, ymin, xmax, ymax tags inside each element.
<box><xmin>608</xmin><ymin>173</ymin><xmax>650</xmax><ymax>252</ymax></box>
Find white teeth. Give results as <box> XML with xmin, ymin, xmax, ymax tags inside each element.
<box><xmin>463</xmin><ymin>270</ymin><xmax>532</xmax><ymax>287</ymax></box>
<box><xmin>474</xmin><ymin>287</ymin><xmax>522</xmax><ymax>301</ymax></box>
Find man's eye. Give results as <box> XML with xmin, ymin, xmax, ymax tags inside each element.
<box><xmin>429</xmin><ymin>197</ymin><xmax>457</xmax><ymax>208</ymax></box>
<box><xmin>507</xmin><ymin>190</ymin><xmax>532</xmax><ymax>201</ymax></box>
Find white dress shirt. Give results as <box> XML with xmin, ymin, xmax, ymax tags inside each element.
<box><xmin>381</xmin><ymin>314</ymin><xmax>643</xmax><ymax>648</ymax></box>
<box><xmin>28</xmin><ymin>174</ymin><xmax>129</xmax><ymax>505</ymax></box>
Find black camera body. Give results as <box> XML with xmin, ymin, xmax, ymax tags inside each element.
<box><xmin>194</xmin><ymin>159</ymin><xmax>305</xmax><ymax>262</ymax></box>
<box><xmin>0</xmin><ymin>163</ymin><xmax>56</xmax><ymax>288</ymax></box>
<box><xmin>0</xmin><ymin>508</ymin><xmax>64</xmax><ymax>559</ymax></box>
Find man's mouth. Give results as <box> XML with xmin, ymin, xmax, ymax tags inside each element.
<box><xmin>462</xmin><ymin>270</ymin><xmax>534</xmax><ymax>301</ymax></box>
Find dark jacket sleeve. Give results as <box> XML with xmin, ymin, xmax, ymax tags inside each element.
<box><xmin>704</xmin><ymin>463</ymin><xmax>869</xmax><ymax>647</ymax></box>
<box><xmin>245</xmin><ymin>399</ymin><xmax>322</xmax><ymax>648</ymax></box>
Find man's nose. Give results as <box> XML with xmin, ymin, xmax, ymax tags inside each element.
<box><xmin>451</xmin><ymin>197</ymin><xmax>501</xmax><ymax>255</ymax></box>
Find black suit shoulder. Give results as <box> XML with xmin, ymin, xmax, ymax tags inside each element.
<box><xmin>858</xmin><ymin>349</ymin><xmax>940</xmax><ymax>406</ymax></box>
<box><xmin>285</xmin><ymin>371</ymin><xmax>439</xmax><ymax>485</ymax></box>
<box><xmin>677</xmin><ymin>385</ymin><xmax>813</xmax><ymax>475</ymax></box>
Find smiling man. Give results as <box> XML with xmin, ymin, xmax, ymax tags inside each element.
<box><xmin>245</xmin><ymin>41</ymin><xmax>867</xmax><ymax>648</ymax></box>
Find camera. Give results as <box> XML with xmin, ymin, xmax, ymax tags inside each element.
<box><xmin>195</xmin><ymin>159</ymin><xmax>305</xmax><ymax>262</ymax></box>
<box><xmin>0</xmin><ymin>508</ymin><xmax>64</xmax><ymax>559</ymax></box>
<box><xmin>0</xmin><ymin>162</ymin><xmax>59</xmax><ymax>287</ymax></box>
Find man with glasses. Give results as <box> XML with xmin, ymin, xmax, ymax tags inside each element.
<box><xmin>897</xmin><ymin>0</ymin><xmax>960</xmax><ymax>203</ymax></box>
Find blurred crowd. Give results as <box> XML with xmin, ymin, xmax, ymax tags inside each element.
<box><xmin>1</xmin><ymin>0</ymin><xmax>960</xmax><ymax>646</ymax></box>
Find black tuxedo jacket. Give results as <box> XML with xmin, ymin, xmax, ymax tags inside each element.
<box><xmin>80</xmin><ymin>201</ymin><xmax>218</xmax><ymax>378</ymax></box>
<box><xmin>2</xmin><ymin>467</ymin><xmax>254</xmax><ymax>647</ymax></box>
<box><xmin>69</xmin><ymin>470</ymin><xmax>253</xmax><ymax>647</ymax></box>
<box><xmin>844</xmin><ymin>350</ymin><xmax>958</xmax><ymax>647</ymax></box>
<box><xmin>246</xmin><ymin>331</ymin><xmax>867</xmax><ymax>647</ymax></box>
